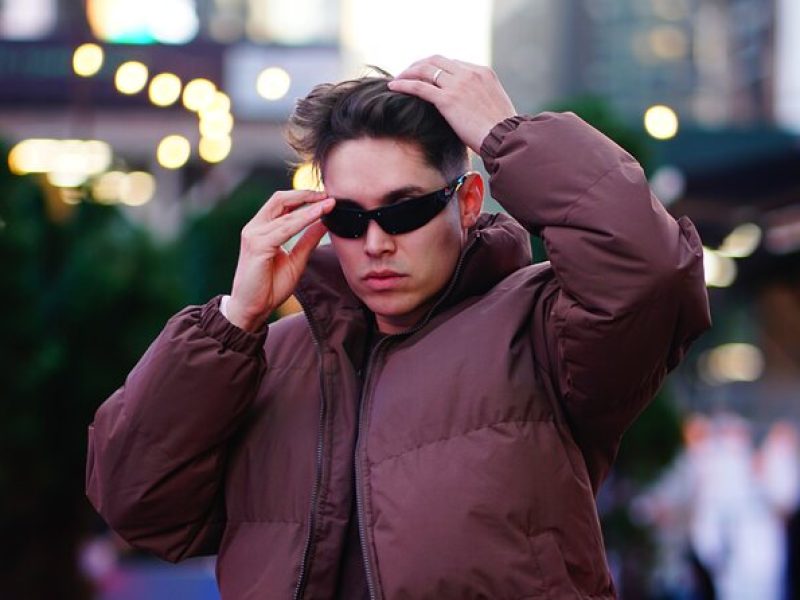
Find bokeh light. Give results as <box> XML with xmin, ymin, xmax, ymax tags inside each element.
<box><xmin>149</xmin><ymin>0</ymin><xmax>200</xmax><ymax>44</ymax></box>
<box><xmin>92</xmin><ymin>170</ymin><xmax>126</xmax><ymax>204</ymax></box>
<box><xmin>73</xmin><ymin>43</ymin><xmax>104</xmax><ymax>77</ymax></box>
<box><xmin>206</xmin><ymin>91</ymin><xmax>231</xmax><ymax>114</ymax></box>
<box><xmin>292</xmin><ymin>162</ymin><xmax>323</xmax><ymax>191</ymax></box>
<box><xmin>199</xmin><ymin>111</ymin><xmax>234</xmax><ymax>139</ymax></box>
<box><xmin>182</xmin><ymin>78</ymin><xmax>217</xmax><ymax>112</ymax></box>
<box><xmin>114</xmin><ymin>61</ymin><xmax>149</xmax><ymax>95</ymax></box>
<box><xmin>148</xmin><ymin>73</ymin><xmax>182</xmax><ymax>107</ymax></box>
<box><xmin>644</xmin><ymin>105</ymin><xmax>679</xmax><ymax>140</ymax></box>
<box><xmin>717</xmin><ymin>223</ymin><xmax>762</xmax><ymax>258</ymax></box>
<box><xmin>8</xmin><ymin>138</ymin><xmax>53</xmax><ymax>174</ymax></box>
<box><xmin>198</xmin><ymin>136</ymin><xmax>232</xmax><ymax>163</ymax></box>
<box><xmin>702</xmin><ymin>247</ymin><xmax>737</xmax><ymax>288</ymax></box>
<box><xmin>8</xmin><ymin>138</ymin><xmax>112</xmax><ymax>187</ymax></box>
<box><xmin>256</xmin><ymin>67</ymin><xmax>291</xmax><ymax>101</ymax></box>
<box><xmin>120</xmin><ymin>171</ymin><xmax>156</xmax><ymax>205</ymax></box>
<box><xmin>156</xmin><ymin>134</ymin><xmax>191</xmax><ymax>169</ymax></box>
<box><xmin>700</xmin><ymin>343</ymin><xmax>765</xmax><ymax>385</ymax></box>
<box><xmin>87</xmin><ymin>0</ymin><xmax>199</xmax><ymax>44</ymax></box>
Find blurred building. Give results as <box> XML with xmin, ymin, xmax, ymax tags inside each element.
<box><xmin>494</xmin><ymin>0</ymin><xmax>800</xmax><ymax>423</ymax></box>
<box><xmin>0</xmin><ymin>0</ymin><xmax>493</xmax><ymax>238</ymax></box>
<box><xmin>493</xmin><ymin>0</ymin><xmax>779</xmax><ymax>126</ymax></box>
<box><xmin>1</xmin><ymin>0</ymin><xmax>799</xmax><ymax>419</ymax></box>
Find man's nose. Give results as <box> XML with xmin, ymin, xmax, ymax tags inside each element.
<box><xmin>363</xmin><ymin>219</ymin><xmax>396</xmax><ymax>256</ymax></box>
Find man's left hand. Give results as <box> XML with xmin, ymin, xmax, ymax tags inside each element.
<box><xmin>388</xmin><ymin>56</ymin><xmax>517</xmax><ymax>153</ymax></box>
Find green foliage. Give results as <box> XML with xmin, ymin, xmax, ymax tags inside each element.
<box><xmin>599</xmin><ymin>388</ymin><xmax>684</xmax><ymax>595</ymax></box>
<box><xmin>0</xmin><ymin>160</ymin><xmax>288</xmax><ymax>549</ymax></box>
<box><xmin>176</xmin><ymin>173</ymin><xmax>288</xmax><ymax>304</ymax></box>
<box><xmin>614</xmin><ymin>388</ymin><xmax>683</xmax><ymax>484</ymax></box>
<box><xmin>0</xmin><ymin>162</ymin><xmax>185</xmax><ymax>598</ymax></box>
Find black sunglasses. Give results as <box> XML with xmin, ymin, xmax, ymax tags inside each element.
<box><xmin>322</xmin><ymin>174</ymin><xmax>467</xmax><ymax>239</ymax></box>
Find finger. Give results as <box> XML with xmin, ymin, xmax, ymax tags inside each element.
<box><xmin>395</xmin><ymin>55</ymin><xmax>459</xmax><ymax>82</ymax></box>
<box><xmin>394</xmin><ymin>64</ymin><xmax>449</xmax><ymax>87</ymax></box>
<box><xmin>287</xmin><ymin>220</ymin><xmax>328</xmax><ymax>271</ymax></box>
<box><xmin>386</xmin><ymin>78</ymin><xmax>443</xmax><ymax>104</ymax></box>
<box><xmin>259</xmin><ymin>198</ymin><xmax>335</xmax><ymax>247</ymax></box>
<box><xmin>254</xmin><ymin>189</ymin><xmax>329</xmax><ymax>222</ymax></box>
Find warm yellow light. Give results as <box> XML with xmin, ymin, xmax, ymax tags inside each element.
<box><xmin>256</xmin><ymin>67</ymin><xmax>291</xmax><ymax>101</ymax></box>
<box><xmin>48</xmin><ymin>139</ymin><xmax>111</xmax><ymax>187</ymax></box>
<box><xmin>148</xmin><ymin>72</ymin><xmax>182</xmax><ymax>107</ymax></box>
<box><xmin>700</xmin><ymin>343</ymin><xmax>765</xmax><ymax>385</ymax></box>
<box><xmin>120</xmin><ymin>171</ymin><xmax>156</xmax><ymax>206</ymax></box>
<box><xmin>292</xmin><ymin>162</ymin><xmax>323</xmax><ymax>191</ymax></box>
<box><xmin>702</xmin><ymin>247</ymin><xmax>737</xmax><ymax>288</ymax></box>
<box><xmin>115</xmin><ymin>61</ymin><xmax>149</xmax><ymax>95</ymax></box>
<box><xmin>73</xmin><ymin>43</ymin><xmax>104</xmax><ymax>77</ymax></box>
<box><xmin>717</xmin><ymin>223</ymin><xmax>762</xmax><ymax>258</ymax></box>
<box><xmin>8</xmin><ymin>139</ymin><xmax>55</xmax><ymax>174</ymax></box>
<box><xmin>648</xmin><ymin>26</ymin><xmax>688</xmax><ymax>61</ymax></box>
<box><xmin>199</xmin><ymin>111</ymin><xmax>234</xmax><ymax>138</ymax></box>
<box><xmin>182</xmin><ymin>78</ymin><xmax>217</xmax><ymax>112</ymax></box>
<box><xmin>156</xmin><ymin>135</ymin><xmax>191</xmax><ymax>169</ymax></box>
<box><xmin>644</xmin><ymin>105</ymin><xmax>679</xmax><ymax>140</ymax></box>
<box><xmin>205</xmin><ymin>91</ymin><xmax>231</xmax><ymax>114</ymax></box>
<box><xmin>92</xmin><ymin>170</ymin><xmax>126</xmax><ymax>204</ymax></box>
<box><xmin>198</xmin><ymin>136</ymin><xmax>232</xmax><ymax>163</ymax></box>
<box><xmin>83</xmin><ymin>140</ymin><xmax>113</xmax><ymax>174</ymax></box>
<box><xmin>9</xmin><ymin>138</ymin><xmax>111</xmax><ymax>187</ymax></box>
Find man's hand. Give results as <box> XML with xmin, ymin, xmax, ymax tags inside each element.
<box><xmin>226</xmin><ymin>190</ymin><xmax>335</xmax><ymax>332</ymax></box>
<box><xmin>388</xmin><ymin>56</ymin><xmax>517</xmax><ymax>153</ymax></box>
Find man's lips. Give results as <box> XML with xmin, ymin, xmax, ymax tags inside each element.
<box><xmin>362</xmin><ymin>270</ymin><xmax>407</xmax><ymax>290</ymax></box>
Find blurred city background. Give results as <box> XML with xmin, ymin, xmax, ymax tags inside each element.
<box><xmin>1</xmin><ymin>0</ymin><xmax>799</xmax><ymax>598</ymax></box>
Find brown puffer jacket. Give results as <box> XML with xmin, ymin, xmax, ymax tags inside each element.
<box><xmin>86</xmin><ymin>113</ymin><xmax>711</xmax><ymax>599</ymax></box>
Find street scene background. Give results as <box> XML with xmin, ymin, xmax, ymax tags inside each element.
<box><xmin>1</xmin><ymin>1</ymin><xmax>799</xmax><ymax>598</ymax></box>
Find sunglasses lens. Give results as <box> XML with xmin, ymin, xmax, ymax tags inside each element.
<box><xmin>322</xmin><ymin>209</ymin><xmax>367</xmax><ymax>239</ymax></box>
<box><xmin>376</xmin><ymin>194</ymin><xmax>444</xmax><ymax>234</ymax></box>
<box><xmin>324</xmin><ymin>175</ymin><xmax>462</xmax><ymax>238</ymax></box>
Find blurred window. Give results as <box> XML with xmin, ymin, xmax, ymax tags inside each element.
<box><xmin>0</xmin><ymin>0</ymin><xmax>57</xmax><ymax>40</ymax></box>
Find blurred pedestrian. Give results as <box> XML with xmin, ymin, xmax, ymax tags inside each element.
<box><xmin>637</xmin><ymin>415</ymin><xmax>800</xmax><ymax>600</ymax></box>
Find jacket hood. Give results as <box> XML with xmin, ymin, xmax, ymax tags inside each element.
<box><xmin>295</xmin><ymin>212</ymin><xmax>533</xmax><ymax>345</ymax></box>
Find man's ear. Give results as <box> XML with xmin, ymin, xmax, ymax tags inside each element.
<box><xmin>458</xmin><ymin>172</ymin><xmax>484</xmax><ymax>229</ymax></box>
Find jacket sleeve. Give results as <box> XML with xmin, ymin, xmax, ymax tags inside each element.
<box><xmin>85</xmin><ymin>295</ymin><xmax>268</xmax><ymax>562</ymax></box>
<box><xmin>480</xmin><ymin>112</ymin><xmax>711</xmax><ymax>492</ymax></box>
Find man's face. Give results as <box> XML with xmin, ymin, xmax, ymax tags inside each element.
<box><xmin>323</xmin><ymin>137</ymin><xmax>472</xmax><ymax>334</ymax></box>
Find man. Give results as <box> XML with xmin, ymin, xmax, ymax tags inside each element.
<box><xmin>86</xmin><ymin>57</ymin><xmax>711</xmax><ymax>599</ymax></box>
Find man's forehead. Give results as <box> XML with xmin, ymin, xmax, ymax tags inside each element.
<box><xmin>321</xmin><ymin>139</ymin><xmax>445</xmax><ymax>206</ymax></box>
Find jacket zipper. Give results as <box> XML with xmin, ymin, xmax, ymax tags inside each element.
<box><xmin>354</xmin><ymin>232</ymin><xmax>481</xmax><ymax>600</ymax></box>
<box><xmin>292</xmin><ymin>291</ymin><xmax>328</xmax><ymax>600</ymax></box>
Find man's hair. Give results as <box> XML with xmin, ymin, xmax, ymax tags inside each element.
<box><xmin>286</xmin><ymin>68</ymin><xmax>468</xmax><ymax>182</ymax></box>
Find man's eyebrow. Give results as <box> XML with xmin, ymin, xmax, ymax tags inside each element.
<box><xmin>335</xmin><ymin>185</ymin><xmax>429</xmax><ymax>207</ymax></box>
<box><xmin>382</xmin><ymin>185</ymin><xmax>427</xmax><ymax>203</ymax></box>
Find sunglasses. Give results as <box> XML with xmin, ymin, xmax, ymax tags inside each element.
<box><xmin>322</xmin><ymin>174</ymin><xmax>467</xmax><ymax>239</ymax></box>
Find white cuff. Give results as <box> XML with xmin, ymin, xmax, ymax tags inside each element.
<box><xmin>219</xmin><ymin>294</ymin><xmax>232</xmax><ymax>321</ymax></box>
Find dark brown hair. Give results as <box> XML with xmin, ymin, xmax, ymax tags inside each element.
<box><xmin>285</xmin><ymin>68</ymin><xmax>467</xmax><ymax>182</ymax></box>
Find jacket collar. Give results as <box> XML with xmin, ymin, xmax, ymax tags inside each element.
<box><xmin>295</xmin><ymin>212</ymin><xmax>532</xmax><ymax>348</ymax></box>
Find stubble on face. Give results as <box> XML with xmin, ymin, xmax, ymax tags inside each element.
<box><xmin>323</xmin><ymin>137</ymin><xmax>466</xmax><ymax>334</ymax></box>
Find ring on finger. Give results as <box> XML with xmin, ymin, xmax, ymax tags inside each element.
<box><xmin>432</xmin><ymin>68</ymin><xmax>444</xmax><ymax>86</ymax></box>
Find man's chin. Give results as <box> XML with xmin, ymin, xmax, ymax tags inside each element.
<box><xmin>362</xmin><ymin>294</ymin><xmax>436</xmax><ymax>333</ymax></box>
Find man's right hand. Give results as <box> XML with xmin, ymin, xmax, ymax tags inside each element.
<box><xmin>226</xmin><ymin>189</ymin><xmax>335</xmax><ymax>332</ymax></box>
